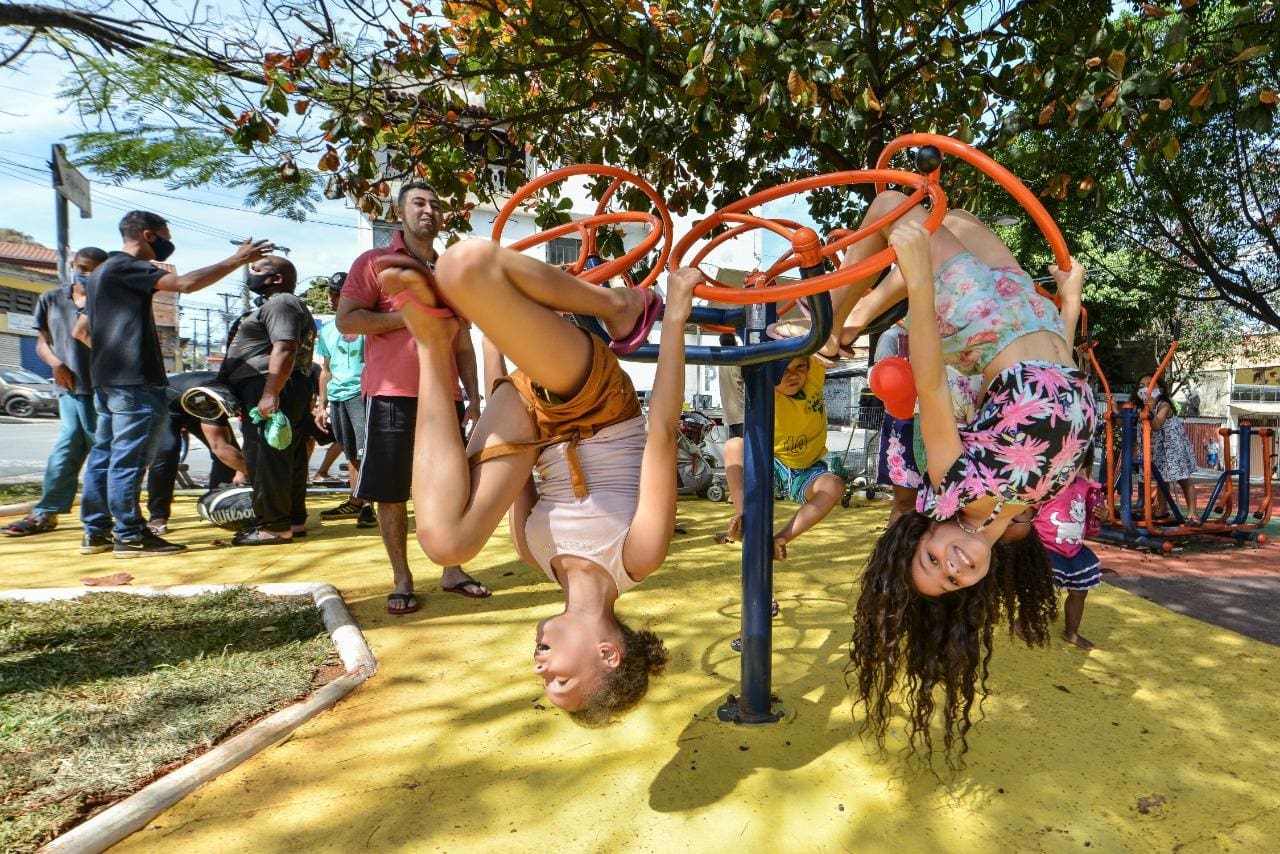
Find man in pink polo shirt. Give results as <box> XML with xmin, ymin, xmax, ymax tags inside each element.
<box><xmin>338</xmin><ymin>182</ymin><xmax>485</xmax><ymax>614</ymax></box>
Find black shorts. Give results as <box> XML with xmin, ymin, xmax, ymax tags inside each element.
<box><xmin>329</xmin><ymin>396</ymin><xmax>366</xmax><ymax>461</ymax></box>
<box><xmin>355</xmin><ymin>396</ymin><xmax>464</xmax><ymax>504</ymax></box>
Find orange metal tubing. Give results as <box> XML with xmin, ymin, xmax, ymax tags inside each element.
<box><xmin>874</xmin><ymin>133</ymin><xmax>1072</xmax><ymax>271</ymax></box>
<box><xmin>671</xmin><ymin>169</ymin><xmax>947</xmax><ymax>304</ymax></box>
<box><xmin>492</xmin><ymin>164</ymin><xmax>674</xmax><ymax>289</ymax></box>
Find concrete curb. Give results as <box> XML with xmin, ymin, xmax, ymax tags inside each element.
<box><xmin>0</xmin><ymin>500</ymin><xmax>37</xmax><ymax>516</ymax></box>
<box><xmin>0</xmin><ymin>583</ymin><xmax>376</xmax><ymax>854</ymax></box>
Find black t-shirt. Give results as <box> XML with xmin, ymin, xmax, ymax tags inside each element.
<box><xmin>165</xmin><ymin>371</ymin><xmax>229</xmax><ymax>429</ymax></box>
<box><xmin>33</xmin><ymin>286</ymin><xmax>92</xmax><ymax>395</ymax></box>
<box><xmin>220</xmin><ymin>293</ymin><xmax>316</xmax><ymax>383</ymax></box>
<box><xmin>85</xmin><ymin>252</ymin><xmax>167</xmax><ymax>387</ymax></box>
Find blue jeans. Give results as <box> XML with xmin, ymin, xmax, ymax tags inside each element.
<box><xmin>80</xmin><ymin>385</ymin><xmax>168</xmax><ymax>541</ymax></box>
<box><xmin>33</xmin><ymin>393</ymin><xmax>97</xmax><ymax>516</ymax></box>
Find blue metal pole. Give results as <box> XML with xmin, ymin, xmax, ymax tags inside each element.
<box><xmin>718</xmin><ymin>265</ymin><xmax>830</xmax><ymax>724</ymax></box>
<box><xmin>735</xmin><ymin>351</ymin><xmax>778</xmax><ymax>721</ymax></box>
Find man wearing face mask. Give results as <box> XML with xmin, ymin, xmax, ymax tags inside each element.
<box><xmin>2</xmin><ymin>247</ymin><xmax>108</xmax><ymax>538</ymax></box>
<box><xmin>78</xmin><ymin>210</ymin><xmax>273</xmax><ymax>558</ymax></box>
<box><xmin>219</xmin><ymin>254</ymin><xmax>317</xmax><ymax>545</ymax></box>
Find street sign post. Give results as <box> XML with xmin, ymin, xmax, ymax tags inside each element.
<box><xmin>51</xmin><ymin>143</ymin><xmax>92</xmax><ymax>285</ymax></box>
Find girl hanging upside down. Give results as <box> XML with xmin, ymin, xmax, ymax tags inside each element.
<box><xmin>837</xmin><ymin>192</ymin><xmax>1096</xmax><ymax>760</ymax></box>
<box><xmin>376</xmin><ymin>241</ymin><xmax>700</xmax><ymax>724</ymax></box>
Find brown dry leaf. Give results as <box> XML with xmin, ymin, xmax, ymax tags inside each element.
<box><xmin>1039</xmin><ymin>102</ymin><xmax>1056</xmax><ymax>125</ymax></box>
<box><xmin>865</xmin><ymin>85</ymin><xmax>883</xmax><ymax>112</ymax></box>
<box><xmin>1085</xmin><ymin>56</ymin><xmax>1102</xmax><ymax>69</ymax></box>
<box><xmin>787</xmin><ymin>69</ymin><xmax>807</xmax><ymax>104</ymax></box>
<box><xmin>1260</xmin><ymin>90</ymin><xmax>1278</xmax><ymax>105</ymax></box>
<box><xmin>1142</xmin><ymin>3</ymin><xmax>1170</xmax><ymax>18</ymax></box>
<box><xmin>1188</xmin><ymin>83</ymin><xmax>1210</xmax><ymax>109</ymax></box>
<box><xmin>1233</xmin><ymin>46</ymin><xmax>1270</xmax><ymax>63</ymax></box>
<box><xmin>1158</xmin><ymin>97</ymin><xmax>1173</xmax><ymax>110</ymax></box>
<box><xmin>1107</xmin><ymin>49</ymin><xmax>1127</xmax><ymax>77</ymax></box>
<box><xmin>82</xmin><ymin>572</ymin><xmax>134</xmax><ymax>587</ymax></box>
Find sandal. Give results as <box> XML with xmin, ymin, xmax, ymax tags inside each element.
<box><xmin>2</xmin><ymin>514</ymin><xmax>57</xmax><ymax>537</ymax></box>
<box><xmin>230</xmin><ymin>528</ymin><xmax>293</xmax><ymax>546</ymax></box>
<box><xmin>374</xmin><ymin>253</ymin><xmax>457</xmax><ymax>317</ymax></box>
<box><xmin>608</xmin><ymin>289</ymin><xmax>663</xmax><ymax>355</ymax></box>
<box><xmin>442</xmin><ymin>578</ymin><xmax>492</xmax><ymax>599</ymax></box>
<box><xmin>386</xmin><ymin>592</ymin><xmax>419</xmax><ymax>615</ymax></box>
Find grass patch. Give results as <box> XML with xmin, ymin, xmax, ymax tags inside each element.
<box><xmin>0</xmin><ymin>588</ymin><xmax>337</xmax><ymax>853</ymax></box>
<box><xmin>0</xmin><ymin>482</ymin><xmax>41</xmax><ymax>504</ymax></box>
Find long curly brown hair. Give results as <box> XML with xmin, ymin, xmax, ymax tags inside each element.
<box><xmin>568</xmin><ymin>620</ymin><xmax>669</xmax><ymax>726</ymax></box>
<box><xmin>848</xmin><ymin>512</ymin><xmax>996</xmax><ymax>764</ymax></box>
<box><xmin>990</xmin><ymin>525</ymin><xmax>1059</xmax><ymax>646</ymax></box>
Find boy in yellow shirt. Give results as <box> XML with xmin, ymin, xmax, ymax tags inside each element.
<box><xmin>722</xmin><ymin>355</ymin><xmax>845</xmax><ymax>559</ymax></box>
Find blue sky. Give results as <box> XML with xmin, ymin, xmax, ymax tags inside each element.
<box><xmin>0</xmin><ymin>52</ymin><xmax>363</xmax><ymax>338</ymax></box>
<box><xmin>0</xmin><ymin>44</ymin><xmax>826</xmax><ymax>339</ymax></box>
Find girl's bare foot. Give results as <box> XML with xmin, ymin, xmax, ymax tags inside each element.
<box><xmin>773</xmin><ymin>535</ymin><xmax>788</xmax><ymax>561</ymax></box>
<box><xmin>1062</xmin><ymin>631</ymin><xmax>1096</xmax><ymax>651</ymax></box>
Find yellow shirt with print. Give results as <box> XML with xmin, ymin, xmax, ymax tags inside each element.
<box><xmin>773</xmin><ymin>356</ymin><xmax>828</xmax><ymax>470</ymax></box>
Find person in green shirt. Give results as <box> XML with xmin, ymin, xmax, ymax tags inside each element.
<box><xmin>313</xmin><ymin>272</ymin><xmax>376</xmax><ymax>528</ymax></box>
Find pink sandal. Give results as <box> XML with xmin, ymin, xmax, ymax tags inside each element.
<box><xmin>374</xmin><ymin>253</ymin><xmax>457</xmax><ymax>318</ymax></box>
<box><xmin>608</xmin><ymin>289</ymin><xmax>663</xmax><ymax>355</ymax></box>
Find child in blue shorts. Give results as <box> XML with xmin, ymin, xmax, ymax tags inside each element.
<box><xmin>721</xmin><ymin>355</ymin><xmax>845</xmax><ymax>560</ymax></box>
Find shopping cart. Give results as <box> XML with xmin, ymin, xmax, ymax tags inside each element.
<box><xmin>827</xmin><ymin>374</ymin><xmax>889</xmax><ymax>506</ymax></box>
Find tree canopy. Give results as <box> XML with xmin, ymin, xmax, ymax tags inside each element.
<box><xmin>3</xmin><ymin>0</ymin><xmax>1276</xmax><ymax>329</ymax></box>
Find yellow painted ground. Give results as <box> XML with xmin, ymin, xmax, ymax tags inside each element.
<box><xmin>4</xmin><ymin>496</ymin><xmax>1279</xmax><ymax>852</ymax></box>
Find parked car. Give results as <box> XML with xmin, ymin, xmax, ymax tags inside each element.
<box><xmin>0</xmin><ymin>365</ymin><xmax>58</xmax><ymax>417</ymax></box>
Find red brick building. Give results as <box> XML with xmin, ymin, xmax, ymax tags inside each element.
<box><xmin>0</xmin><ymin>241</ymin><xmax>178</xmax><ymax>373</ymax></box>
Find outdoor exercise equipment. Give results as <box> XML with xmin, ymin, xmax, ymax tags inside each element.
<box><xmin>654</xmin><ymin>162</ymin><xmax>956</xmax><ymax>724</ymax></box>
<box><xmin>1089</xmin><ymin>323</ymin><xmax>1274</xmax><ymax>552</ymax></box>
<box><xmin>491</xmin><ymin>164</ymin><xmax>673</xmax><ymax>289</ymax></box>
<box><xmin>874</xmin><ymin>134</ymin><xmax>1073</xmax><ymax>273</ymax></box>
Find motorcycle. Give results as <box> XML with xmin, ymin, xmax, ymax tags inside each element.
<box><xmin>676</xmin><ymin>410</ymin><xmax>727</xmax><ymax>501</ymax></box>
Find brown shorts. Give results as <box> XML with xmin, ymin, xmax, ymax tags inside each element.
<box><xmin>473</xmin><ymin>332</ymin><xmax>641</xmax><ymax>498</ymax></box>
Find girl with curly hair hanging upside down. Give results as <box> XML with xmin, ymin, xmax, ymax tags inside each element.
<box><xmin>840</xmin><ymin>192</ymin><xmax>1096</xmax><ymax>761</ymax></box>
<box><xmin>378</xmin><ymin>242</ymin><xmax>702</xmax><ymax>724</ymax></box>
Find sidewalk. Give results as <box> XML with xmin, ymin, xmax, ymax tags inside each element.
<box><xmin>4</xmin><ymin>497</ymin><xmax>1280</xmax><ymax>851</ymax></box>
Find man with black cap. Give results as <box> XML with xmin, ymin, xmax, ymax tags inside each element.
<box><xmin>314</xmin><ymin>271</ymin><xmax>375</xmax><ymax>528</ymax></box>
<box><xmin>219</xmin><ymin>254</ymin><xmax>316</xmax><ymax>545</ymax></box>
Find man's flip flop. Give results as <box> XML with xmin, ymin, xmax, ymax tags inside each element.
<box><xmin>443</xmin><ymin>579</ymin><xmax>492</xmax><ymax>599</ymax></box>
<box><xmin>374</xmin><ymin>253</ymin><xmax>457</xmax><ymax>317</ymax></box>
<box><xmin>608</xmin><ymin>289</ymin><xmax>663</xmax><ymax>356</ymax></box>
<box><xmin>386</xmin><ymin>592</ymin><xmax>419</xmax><ymax>615</ymax></box>
<box><xmin>230</xmin><ymin>528</ymin><xmax>293</xmax><ymax>546</ymax></box>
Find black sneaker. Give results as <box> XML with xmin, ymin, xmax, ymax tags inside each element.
<box><xmin>80</xmin><ymin>532</ymin><xmax>113</xmax><ymax>554</ymax></box>
<box><xmin>320</xmin><ymin>499</ymin><xmax>362</xmax><ymax>520</ymax></box>
<box><xmin>113</xmin><ymin>531</ymin><xmax>188</xmax><ymax>559</ymax></box>
<box><xmin>356</xmin><ymin>504</ymin><xmax>378</xmax><ymax>528</ymax></box>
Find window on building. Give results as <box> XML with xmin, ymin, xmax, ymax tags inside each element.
<box><xmin>371</xmin><ymin>221</ymin><xmax>399</xmax><ymax>249</ymax></box>
<box><xmin>1232</xmin><ymin>385</ymin><xmax>1280</xmax><ymax>403</ymax></box>
<box><xmin>546</xmin><ymin>237</ymin><xmax>582</xmax><ymax>266</ymax></box>
<box><xmin>0</xmin><ymin>286</ymin><xmax>38</xmax><ymax>314</ymax></box>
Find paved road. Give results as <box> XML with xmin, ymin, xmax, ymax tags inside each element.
<box><xmin>0</xmin><ymin>415</ymin><xmax>332</xmax><ymax>484</ymax></box>
<box><xmin>0</xmin><ymin>414</ymin><xmax>62</xmax><ymax>480</ymax></box>
<box><xmin>1107</xmin><ymin>575</ymin><xmax>1280</xmax><ymax>647</ymax></box>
